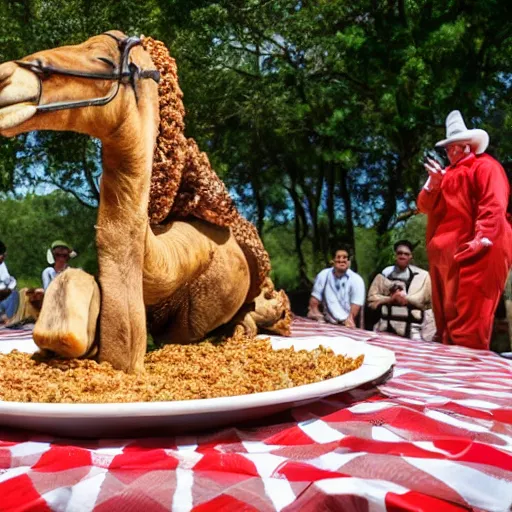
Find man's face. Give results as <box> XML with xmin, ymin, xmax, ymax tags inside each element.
<box><xmin>0</xmin><ymin>253</ymin><xmax>5</xmax><ymax>265</ymax></box>
<box><xmin>445</xmin><ymin>143</ymin><xmax>468</xmax><ymax>165</ymax></box>
<box><xmin>333</xmin><ymin>250</ymin><xmax>350</xmax><ymax>272</ymax></box>
<box><xmin>395</xmin><ymin>245</ymin><xmax>412</xmax><ymax>268</ymax></box>
<box><xmin>53</xmin><ymin>247</ymin><xmax>71</xmax><ymax>262</ymax></box>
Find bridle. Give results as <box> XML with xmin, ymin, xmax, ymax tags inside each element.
<box><xmin>15</xmin><ymin>32</ymin><xmax>160</xmax><ymax>113</ymax></box>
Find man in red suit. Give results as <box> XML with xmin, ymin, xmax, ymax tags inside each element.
<box><xmin>417</xmin><ymin>110</ymin><xmax>512</xmax><ymax>350</ymax></box>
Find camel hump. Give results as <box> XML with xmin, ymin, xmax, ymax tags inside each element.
<box><xmin>142</xmin><ymin>36</ymin><xmax>271</xmax><ymax>303</ymax></box>
<box><xmin>230</xmin><ymin>216</ymin><xmax>271</xmax><ymax>302</ymax></box>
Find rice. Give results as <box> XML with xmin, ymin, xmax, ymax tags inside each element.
<box><xmin>0</xmin><ymin>335</ymin><xmax>363</xmax><ymax>403</ymax></box>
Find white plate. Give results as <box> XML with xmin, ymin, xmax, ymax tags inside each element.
<box><xmin>0</xmin><ymin>335</ymin><xmax>395</xmax><ymax>438</ymax></box>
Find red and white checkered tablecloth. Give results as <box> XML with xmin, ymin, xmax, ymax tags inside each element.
<box><xmin>1</xmin><ymin>318</ymin><xmax>511</xmax><ymax>512</ymax></box>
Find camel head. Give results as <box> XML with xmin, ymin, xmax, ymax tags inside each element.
<box><xmin>0</xmin><ymin>30</ymin><xmax>160</xmax><ymax>140</ymax></box>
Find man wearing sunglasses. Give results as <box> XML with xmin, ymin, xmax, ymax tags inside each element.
<box><xmin>307</xmin><ymin>248</ymin><xmax>365</xmax><ymax>328</ymax></box>
<box><xmin>368</xmin><ymin>240</ymin><xmax>435</xmax><ymax>341</ymax></box>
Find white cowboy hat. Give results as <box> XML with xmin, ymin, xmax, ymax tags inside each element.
<box><xmin>435</xmin><ymin>110</ymin><xmax>489</xmax><ymax>154</ymax></box>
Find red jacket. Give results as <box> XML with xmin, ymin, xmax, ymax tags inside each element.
<box><xmin>417</xmin><ymin>153</ymin><xmax>512</xmax><ymax>261</ymax></box>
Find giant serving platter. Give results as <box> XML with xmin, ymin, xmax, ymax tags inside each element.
<box><xmin>0</xmin><ymin>335</ymin><xmax>395</xmax><ymax>438</ymax></box>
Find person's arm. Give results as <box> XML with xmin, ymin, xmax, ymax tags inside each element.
<box><xmin>42</xmin><ymin>268</ymin><xmax>52</xmax><ymax>291</ymax></box>
<box><xmin>346</xmin><ymin>275</ymin><xmax>365</xmax><ymax>328</ymax></box>
<box><xmin>417</xmin><ymin>158</ymin><xmax>445</xmax><ymax>214</ymax></box>
<box><xmin>417</xmin><ymin>187</ymin><xmax>442</xmax><ymax>214</ymax></box>
<box><xmin>344</xmin><ymin>304</ymin><xmax>361</xmax><ymax>328</ymax></box>
<box><xmin>307</xmin><ymin>271</ymin><xmax>326</xmax><ymax>321</ymax></box>
<box><xmin>405</xmin><ymin>272</ymin><xmax>431</xmax><ymax>310</ymax></box>
<box><xmin>7</xmin><ymin>275</ymin><xmax>16</xmax><ymax>290</ymax></box>
<box><xmin>307</xmin><ymin>296</ymin><xmax>324</xmax><ymax>320</ymax></box>
<box><xmin>367</xmin><ymin>274</ymin><xmax>394</xmax><ymax>309</ymax></box>
<box><xmin>454</xmin><ymin>158</ymin><xmax>510</xmax><ymax>263</ymax></box>
<box><xmin>0</xmin><ymin>264</ymin><xmax>15</xmax><ymax>298</ymax></box>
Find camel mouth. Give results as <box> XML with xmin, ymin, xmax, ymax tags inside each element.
<box><xmin>0</xmin><ymin>62</ymin><xmax>41</xmax><ymax>133</ymax></box>
<box><xmin>0</xmin><ymin>101</ymin><xmax>38</xmax><ymax>132</ymax></box>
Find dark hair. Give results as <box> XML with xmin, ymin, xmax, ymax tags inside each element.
<box><xmin>393</xmin><ymin>239</ymin><xmax>414</xmax><ymax>253</ymax></box>
<box><xmin>334</xmin><ymin>246</ymin><xmax>352</xmax><ymax>259</ymax></box>
<box><xmin>0</xmin><ymin>240</ymin><xmax>5</xmax><ymax>255</ymax></box>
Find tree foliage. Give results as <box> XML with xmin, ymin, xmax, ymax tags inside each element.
<box><xmin>0</xmin><ymin>190</ymin><xmax>98</xmax><ymax>286</ymax></box>
<box><xmin>156</xmin><ymin>0</ymin><xmax>512</xmax><ymax>279</ymax></box>
<box><xmin>0</xmin><ymin>0</ymin><xmax>511</xmax><ymax>289</ymax></box>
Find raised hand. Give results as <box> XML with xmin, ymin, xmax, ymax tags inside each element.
<box><xmin>423</xmin><ymin>157</ymin><xmax>446</xmax><ymax>191</ymax></box>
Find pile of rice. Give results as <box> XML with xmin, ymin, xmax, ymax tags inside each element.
<box><xmin>0</xmin><ymin>336</ymin><xmax>363</xmax><ymax>403</ymax></box>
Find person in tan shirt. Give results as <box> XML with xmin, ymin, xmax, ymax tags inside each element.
<box><xmin>368</xmin><ymin>240</ymin><xmax>435</xmax><ymax>341</ymax></box>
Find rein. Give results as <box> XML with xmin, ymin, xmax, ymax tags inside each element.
<box><xmin>14</xmin><ymin>32</ymin><xmax>160</xmax><ymax>113</ymax></box>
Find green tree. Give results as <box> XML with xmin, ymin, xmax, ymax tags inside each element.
<box><xmin>0</xmin><ymin>191</ymin><xmax>98</xmax><ymax>285</ymax></box>
<box><xmin>1</xmin><ymin>0</ymin><xmax>511</xmax><ymax>293</ymax></box>
<box><xmin>155</xmin><ymin>0</ymin><xmax>512</xmax><ymax>286</ymax></box>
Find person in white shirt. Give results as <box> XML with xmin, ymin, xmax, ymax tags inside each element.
<box><xmin>0</xmin><ymin>240</ymin><xmax>19</xmax><ymax>323</ymax></box>
<box><xmin>307</xmin><ymin>248</ymin><xmax>366</xmax><ymax>328</ymax></box>
<box><xmin>6</xmin><ymin>240</ymin><xmax>77</xmax><ymax>326</ymax></box>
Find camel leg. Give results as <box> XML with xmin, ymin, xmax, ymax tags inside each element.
<box><xmin>159</xmin><ymin>275</ymin><xmax>291</xmax><ymax>342</ymax></box>
<box><xmin>152</xmin><ymin>237</ymin><xmax>251</xmax><ymax>344</ymax></box>
<box><xmin>236</xmin><ymin>277</ymin><xmax>292</xmax><ymax>337</ymax></box>
<box><xmin>231</xmin><ymin>305</ymin><xmax>258</xmax><ymax>338</ymax></box>
<box><xmin>33</xmin><ymin>269</ymin><xmax>100</xmax><ymax>358</ymax></box>
<box><xmin>189</xmin><ymin>245</ymin><xmax>250</xmax><ymax>341</ymax></box>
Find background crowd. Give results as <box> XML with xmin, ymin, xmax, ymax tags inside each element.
<box><xmin>1</xmin><ymin>1</ymin><xmax>512</xmax><ymax>292</ymax></box>
<box><xmin>0</xmin><ymin>2</ymin><xmax>512</xmax><ymax>350</ymax></box>
<box><xmin>0</xmin><ymin>240</ymin><xmax>75</xmax><ymax>326</ymax></box>
<box><xmin>307</xmin><ymin>111</ymin><xmax>512</xmax><ymax>352</ymax></box>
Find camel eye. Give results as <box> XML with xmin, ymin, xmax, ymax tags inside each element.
<box><xmin>97</xmin><ymin>57</ymin><xmax>116</xmax><ymax>69</ymax></box>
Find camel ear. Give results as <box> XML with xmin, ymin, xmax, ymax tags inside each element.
<box><xmin>47</xmin><ymin>249</ymin><xmax>55</xmax><ymax>265</ymax></box>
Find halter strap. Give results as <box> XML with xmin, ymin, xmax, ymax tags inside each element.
<box><xmin>15</xmin><ymin>33</ymin><xmax>160</xmax><ymax>113</ymax></box>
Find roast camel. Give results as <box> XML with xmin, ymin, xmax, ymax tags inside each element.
<box><xmin>0</xmin><ymin>31</ymin><xmax>291</xmax><ymax>373</ymax></box>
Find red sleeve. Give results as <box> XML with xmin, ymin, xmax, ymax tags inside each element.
<box><xmin>473</xmin><ymin>157</ymin><xmax>510</xmax><ymax>242</ymax></box>
<box><xmin>416</xmin><ymin>187</ymin><xmax>441</xmax><ymax>214</ymax></box>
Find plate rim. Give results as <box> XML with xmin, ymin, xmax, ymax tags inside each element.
<box><xmin>0</xmin><ymin>335</ymin><xmax>395</xmax><ymax>418</ymax></box>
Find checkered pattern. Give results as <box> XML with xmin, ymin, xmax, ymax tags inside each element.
<box><xmin>1</xmin><ymin>318</ymin><xmax>511</xmax><ymax>512</ymax></box>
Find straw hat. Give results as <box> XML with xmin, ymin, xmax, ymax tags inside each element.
<box><xmin>46</xmin><ymin>240</ymin><xmax>77</xmax><ymax>265</ymax></box>
<box><xmin>435</xmin><ymin>110</ymin><xmax>489</xmax><ymax>155</ymax></box>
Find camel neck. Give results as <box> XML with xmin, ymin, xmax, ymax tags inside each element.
<box><xmin>99</xmin><ymin>123</ymin><xmax>154</xmax><ymax>222</ymax></box>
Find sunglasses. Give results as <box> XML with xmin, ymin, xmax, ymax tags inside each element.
<box><xmin>396</xmin><ymin>251</ymin><xmax>411</xmax><ymax>256</ymax></box>
<box><xmin>54</xmin><ymin>252</ymin><xmax>70</xmax><ymax>258</ymax></box>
